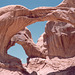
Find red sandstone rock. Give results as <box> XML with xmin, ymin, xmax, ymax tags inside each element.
<box><xmin>0</xmin><ymin>0</ymin><xmax>75</xmax><ymax>75</ymax></box>
<box><xmin>24</xmin><ymin>56</ymin><xmax>75</xmax><ymax>75</ymax></box>
<box><xmin>37</xmin><ymin>21</ymin><xmax>75</xmax><ymax>58</ymax></box>
<box><xmin>11</xmin><ymin>27</ymin><xmax>46</xmax><ymax>58</ymax></box>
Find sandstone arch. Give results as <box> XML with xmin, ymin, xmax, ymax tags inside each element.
<box><xmin>0</xmin><ymin>0</ymin><xmax>75</xmax><ymax>74</ymax></box>
<box><xmin>10</xmin><ymin>27</ymin><xmax>46</xmax><ymax>59</ymax></box>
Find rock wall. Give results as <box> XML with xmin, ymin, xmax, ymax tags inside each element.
<box><xmin>0</xmin><ymin>0</ymin><xmax>75</xmax><ymax>75</ymax></box>
<box><xmin>10</xmin><ymin>21</ymin><xmax>75</xmax><ymax>75</ymax></box>
<box><xmin>37</xmin><ymin>21</ymin><xmax>75</xmax><ymax>58</ymax></box>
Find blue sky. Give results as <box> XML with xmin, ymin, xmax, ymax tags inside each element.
<box><xmin>0</xmin><ymin>0</ymin><xmax>63</xmax><ymax>63</ymax></box>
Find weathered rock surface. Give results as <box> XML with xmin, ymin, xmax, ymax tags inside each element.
<box><xmin>37</xmin><ymin>21</ymin><xmax>75</xmax><ymax>58</ymax></box>
<box><xmin>11</xmin><ymin>19</ymin><xmax>75</xmax><ymax>75</ymax></box>
<box><xmin>11</xmin><ymin>27</ymin><xmax>46</xmax><ymax>58</ymax></box>
<box><xmin>58</xmin><ymin>0</ymin><xmax>75</xmax><ymax>7</ymax></box>
<box><xmin>0</xmin><ymin>68</ymin><xmax>24</xmax><ymax>75</ymax></box>
<box><xmin>0</xmin><ymin>0</ymin><xmax>75</xmax><ymax>75</ymax></box>
<box><xmin>24</xmin><ymin>56</ymin><xmax>75</xmax><ymax>75</ymax></box>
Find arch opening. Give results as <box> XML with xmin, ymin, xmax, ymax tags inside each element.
<box><xmin>7</xmin><ymin>21</ymin><xmax>47</xmax><ymax>64</ymax></box>
<box><xmin>7</xmin><ymin>43</ymin><xmax>28</xmax><ymax>64</ymax></box>
<box><xmin>27</xmin><ymin>21</ymin><xmax>47</xmax><ymax>43</ymax></box>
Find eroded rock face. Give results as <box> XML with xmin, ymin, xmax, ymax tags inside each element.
<box><xmin>46</xmin><ymin>21</ymin><xmax>75</xmax><ymax>58</ymax></box>
<box><xmin>0</xmin><ymin>0</ymin><xmax>75</xmax><ymax>65</ymax></box>
<box><xmin>37</xmin><ymin>21</ymin><xmax>75</xmax><ymax>58</ymax></box>
<box><xmin>11</xmin><ymin>19</ymin><xmax>75</xmax><ymax>75</ymax></box>
<box><xmin>11</xmin><ymin>27</ymin><xmax>46</xmax><ymax>58</ymax></box>
<box><xmin>24</xmin><ymin>57</ymin><xmax>75</xmax><ymax>75</ymax></box>
<box><xmin>0</xmin><ymin>0</ymin><xmax>75</xmax><ymax>75</ymax></box>
<box><xmin>58</xmin><ymin>0</ymin><xmax>75</xmax><ymax>7</ymax></box>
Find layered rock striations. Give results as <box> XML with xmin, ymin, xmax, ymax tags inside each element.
<box><xmin>45</xmin><ymin>21</ymin><xmax>75</xmax><ymax>58</ymax></box>
<box><xmin>0</xmin><ymin>0</ymin><xmax>75</xmax><ymax>75</ymax></box>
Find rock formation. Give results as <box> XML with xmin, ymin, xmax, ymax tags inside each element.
<box><xmin>37</xmin><ymin>21</ymin><xmax>75</xmax><ymax>58</ymax></box>
<box><xmin>24</xmin><ymin>57</ymin><xmax>75</xmax><ymax>75</ymax></box>
<box><xmin>11</xmin><ymin>27</ymin><xmax>46</xmax><ymax>58</ymax></box>
<box><xmin>10</xmin><ymin>21</ymin><xmax>75</xmax><ymax>75</ymax></box>
<box><xmin>0</xmin><ymin>0</ymin><xmax>75</xmax><ymax>75</ymax></box>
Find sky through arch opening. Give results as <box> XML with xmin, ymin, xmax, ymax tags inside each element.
<box><xmin>27</xmin><ymin>21</ymin><xmax>47</xmax><ymax>43</ymax></box>
<box><xmin>7</xmin><ymin>43</ymin><xmax>28</xmax><ymax>63</ymax></box>
<box><xmin>7</xmin><ymin>21</ymin><xmax>47</xmax><ymax>64</ymax></box>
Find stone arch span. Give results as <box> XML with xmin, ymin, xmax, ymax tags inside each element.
<box><xmin>0</xmin><ymin>0</ymin><xmax>75</xmax><ymax>73</ymax></box>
